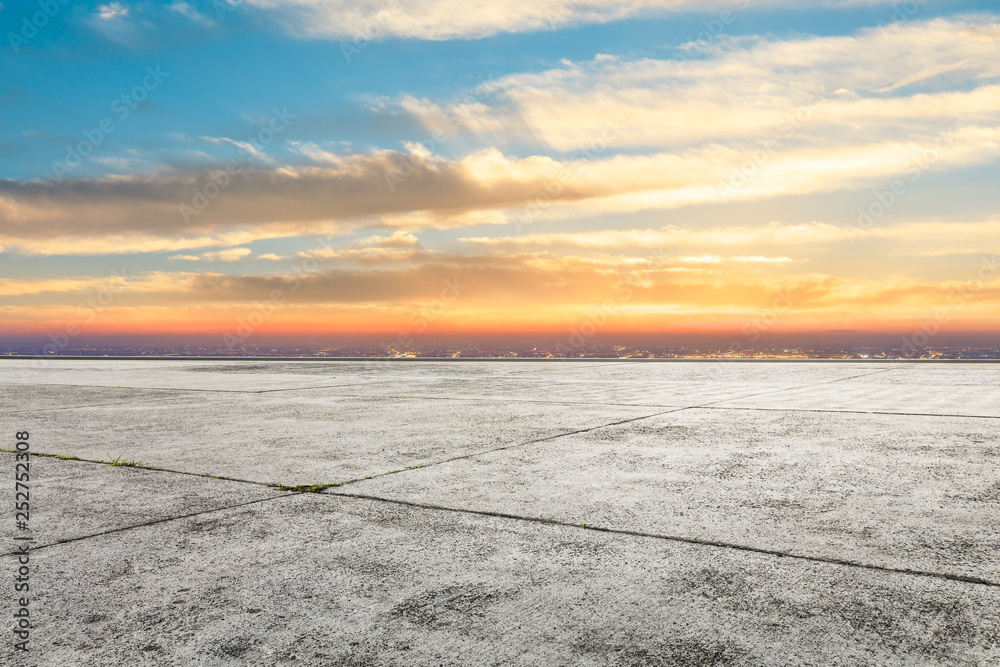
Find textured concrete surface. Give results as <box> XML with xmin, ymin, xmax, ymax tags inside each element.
<box><xmin>2</xmin><ymin>359</ymin><xmax>999</xmax><ymax>666</ymax></box>
<box><xmin>8</xmin><ymin>388</ymin><xmax>658</xmax><ymax>485</ymax></box>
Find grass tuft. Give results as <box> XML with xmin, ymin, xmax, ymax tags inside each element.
<box><xmin>106</xmin><ymin>453</ymin><xmax>152</xmax><ymax>468</ymax></box>
<box><xmin>274</xmin><ymin>482</ymin><xmax>341</xmax><ymax>493</ymax></box>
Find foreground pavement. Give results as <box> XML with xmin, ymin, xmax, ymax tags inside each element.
<box><xmin>2</xmin><ymin>359</ymin><xmax>999</xmax><ymax>665</ymax></box>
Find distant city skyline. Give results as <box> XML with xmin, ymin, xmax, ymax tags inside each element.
<box><xmin>2</xmin><ymin>2</ymin><xmax>999</xmax><ymax>350</ymax></box>
<box><xmin>2</xmin><ymin>333</ymin><xmax>999</xmax><ymax>360</ymax></box>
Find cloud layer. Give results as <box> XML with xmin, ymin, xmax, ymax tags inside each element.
<box><xmin>245</xmin><ymin>0</ymin><xmax>881</xmax><ymax>41</ymax></box>
<box><xmin>5</xmin><ymin>11</ymin><xmax>1000</xmax><ymax>340</ymax></box>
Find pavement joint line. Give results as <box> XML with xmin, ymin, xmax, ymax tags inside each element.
<box><xmin>0</xmin><ymin>380</ymin><xmax>388</xmax><ymax>395</ymax></box>
<box><xmin>689</xmin><ymin>365</ymin><xmax>914</xmax><ymax>410</ymax></box>
<box><xmin>2</xmin><ymin>381</ymin><xmax>272</xmax><ymax>394</ymax></box>
<box><xmin>10</xmin><ymin>383</ymin><xmax>684</xmax><ymax>412</ymax></box>
<box><xmin>301</xmin><ymin>391</ymin><xmax>682</xmax><ymax>409</ymax></box>
<box><xmin>330</xmin><ymin>366</ymin><xmax>922</xmax><ymax>489</ymax></box>
<box><xmin>4</xmin><ymin>406</ymin><xmax>686</xmax><ymax>502</ymax></box>
<box><xmin>503</xmin><ymin>361</ymin><xmax>638</xmax><ymax>373</ymax></box>
<box><xmin>3</xmin><ymin>387</ymin><xmax>996</xmax><ymax>589</ymax></box>
<box><xmin>0</xmin><ymin>450</ymin><xmax>277</xmax><ymax>489</ymax></box>
<box><xmin>4</xmin><ymin>453</ymin><xmax>996</xmax><ymax>591</ymax></box>
<box><xmin>0</xmin><ymin>493</ymin><xmax>295</xmax><ymax>557</ymax></box>
<box><xmin>0</xmin><ymin>364</ymin><xmax>927</xmax><ymax>498</ymax></box>
<box><xmin>250</xmin><ymin>380</ymin><xmax>401</xmax><ymax>394</ymax></box>
<box><xmin>0</xmin><ymin>363</ymin><xmax>917</xmax><ymax>406</ymax></box>
<box><xmin>693</xmin><ymin>405</ymin><xmax>1000</xmax><ymax>420</ymax></box>
<box><xmin>334</xmin><ymin>407</ymin><xmax>688</xmax><ymax>487</ymax></box>
<box><xmin>331</xmin><ymin>368</ymin><xmax>921</xmax><ymax>488</ymax></box>
<box><xmin>1</xmin><ymin>405</ymin><xmax>686</xmax><ymax>504</ymax></box>
<box><xmin>323</xmin><ymin>490</ymin><xmax>1000</xmax><ymax>589</ymax></box>
<box><xmin>3</xmin><ymin>395</ymin><xmax>197</xmax><ymax>416</ymax></box>
<box><xmin>3</xmin><ymin>361</ymin><xmax>985</xmax><ymax>579</ymax></box>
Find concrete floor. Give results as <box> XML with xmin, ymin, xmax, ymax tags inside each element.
<box><xmin>2</xmin><ymin>359</ymin><xmax>998</xmax><ymax>666</ymax></box>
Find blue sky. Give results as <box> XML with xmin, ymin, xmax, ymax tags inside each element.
<box><xmin>4</xmin><ymin>0</ymin><xmax>995</xmax><ymax>181</ymax></box>
<box><xmin>2</xmin><ymin>0</ymin><xmax>999</xmax><ymax>342</ymax></box>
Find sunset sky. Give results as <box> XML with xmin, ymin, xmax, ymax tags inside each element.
<box><xmin>1</xmin><ymin>1</ymin><xmax>999</xmax><ymax>351</ymax></box>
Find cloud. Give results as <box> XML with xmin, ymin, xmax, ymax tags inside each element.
<box><xmin>461</xmin><ymin>222</ymin><xmax>846</xmax><ymax>250</ymax></box>
<box><xmin>735</xmin><ymin>256</ymin><xmax>794</xmax><ymax>263</ymax></box>
<box><xmin>96</xmin><ymin>3</ymin><xmax>129</xmax><ymax>20</ymax></box>
<box><xmin>257</xmin><ymin>253</ymin><xmax>286</xmax><ymax>261</ymax></box>
<box><xmin>298</xmin><ymin>246</ymin><xmax>433</xmax><ymax>264</ymax></box>
<box><xmin>3</xmin><ymin>122</ymin><xmax>1000</xmax><ymax>256</ymax></box>
<box><xmin>86</xmin><ymin>1</ymin><xmax>219</xmax><ymax>48</ymax></box>
<box><xmin>167</xmin><ymin>1</ymin><xmax>215</xmax><ymax>27</ymax></box>
<box><xmin>87</xmin><ymin>2</ymin><xmax>142</xmax><ymax>47</ymax></box>
<box><xmin>5</xmin><ymin>253</ymin><xmax>998</xmax><ymax>339</ymax></box>
<box><xmin>403</xmin><ymin>17</ymin><xmax>1000</xmax><ymax>152</ymax></box>
<box><xmin>6</xmin><ymin>16</ymin><xmax>1000</xmax><ymax>268</ymax></box>
<box><xmin>459</xmin><ymin>218</ymin><xmax>1000</xmax><ymax>267</ymax></box>
<box><xmin>243</xmin><ymin>0</ymin><xmax>883</xmax><ymax>41</ymax></box>
<box><xmin>167</xmin><ymin>248</ymin><xmax>253</xmax><ymax>262</ymax></box>
<box><xmin>203</xmin><ymin>247</ymin><xmax>253</xmax><ymax>262</ymax></box>
<box><xmin>298</xmin><ymin>230</ymin><xmax>427</xmax><ymax>263</ymax></box>
<box><xmin>674</xmin><ymin>255</ymin><xmax>792</xmax><ymax>264</ymax></box>
<box><xmin>354</xmin><ymin>230</ymin><xmax>420</xmax><ymax>247</ymax></box>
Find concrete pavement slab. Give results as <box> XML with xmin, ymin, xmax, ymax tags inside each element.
<box><xmin>712</xmin><ymin>364</ymin><xmax>1000</xmax><ymax>417</ymax></box>
<box><xmin>5</xmin><ymin>489</ymin><xmax>998</xmax><ymax>666</ymax></box>
<box><xmin>309</xmin><ymin>361</ymin><xmax>909</xmax><ymax>411</ymax></box>
<box><xmin>0</xmin><ymin>453</ymin><xmax>276</xmax><ymax>545</ymax></box>
<box><xmin>10</xmin><ymin>391</ymin><xmax>660</xmax><ymax>486</ymax></box>
<box><xmin>0</xmin><ymin>360</ymin><xmax>385</xmax><ymax>393</ymax></box>
<box><xmin>353</xmin><ymin>407</ymin><xmax>1000</xmax><ymax>584</ymax></box>
<box><xmin>1</xmin><ymin>384</ymin><xmax>192</xmax><ymax>416</ymax></box>
<box><xmin>3</xmin><ymin>359</ymin><xmax>998</xmax><ymax>665</ymax></box>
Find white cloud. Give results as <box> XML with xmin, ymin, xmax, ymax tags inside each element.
<box><xmin>244</xmin><ymin>0</ymin><xmax>883</xmax><ymax>41</ymax></box>
<box><xmin>7</xmin><ymin>18</ymin><xmax>1000</xmax><ymax>257</ymax></box>
<box><xmin>735</xmin><ymin>256</ymin><xmax>794</xmax><ymax>263</ymax></box>
<box><xmin>4</xmin><ymin>121</ymin><xmax>1000</xmax><ymax>256</ymax></box>
<box><xmin>460</xmin><ymin>222</ymin><xmax>846</xmax><ymax>250</ymax></box>
<box><xmin>299</xmin><ymin>230</ymin><xmax>426</xmax><ymax>263</ymax></box>
<box><xmin>168</xmin><ymin>1</ymin><xmax>215</xmax><ymax>27</ymax></box>
<box><xmin>96</xmin><ymin>3</ymin><xmax>128</xmax><ymax>20</ymax></box>
<box><xmin>353</xmin><ymin>230</ymin><xmax>420</xmax><ymax>247</ymax></box>
<box><xmin>298</xmin><ymin>246</ymin><xmax>430</xmax><ymax>263</ymax></box>
<box><xmin>168</xmin><ymin>248</ymin><xmax>253</xmax><ymax>262</ymax></box>
<box><xmin>403</xmin><ymin>17</ymin><xmax>1000</xmax><ymax>152</ymax></box>
<box><xmin>202</xmin><ymin>247</ymin><xmax>254</xmax><ymax>262</ymax></box>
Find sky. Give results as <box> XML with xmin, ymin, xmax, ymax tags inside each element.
<box><xmin>1</xmin><ymin>0</ymin><xmax>999</xmax><ymax>352</ymax></box>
